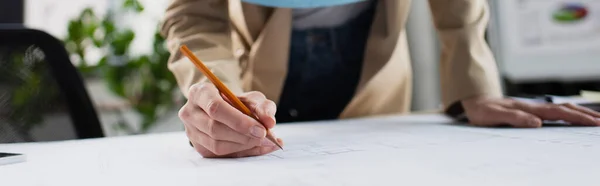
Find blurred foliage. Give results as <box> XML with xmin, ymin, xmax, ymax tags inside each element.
<box><xmin>63</xmin><ymin>0</ymin><xmax>180</xmax><ymax>133</ymax></box>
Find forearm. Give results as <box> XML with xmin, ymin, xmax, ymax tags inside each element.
<box><xmin>160</xmin><ymin>0</ymin><xmax>243</xmax><ymax>97</ymax></box>
<box><xmin>428</xmin><ymin>0</ymin><xmax>503</xmax><ymax>111</ymax></box>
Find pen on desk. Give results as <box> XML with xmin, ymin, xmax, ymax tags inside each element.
<box><xmin>544</xmin><ymin>95</ymin><xmax>554</xmax><ymax>103</ymax></box>
<box><xmin>179</xmin><ymin>45</ymin><xmax>283</xmax><ymax>150</ymax></box>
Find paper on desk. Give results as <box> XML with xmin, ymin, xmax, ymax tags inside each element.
<box><xmin>2</xmin><ymin>114</ymin><xmax>600</xmax><ymax>186</ymax></box>
<box><xmin>510</xmin><ymin>96</ymin><xmax>592</xmax><ymax>105</ymax></box>
<box><xmin>581</xmin><ymin>90</ymin><xmax>600</xmax><ymax>102</ymax></box>
<box><xmin>185</xmin><ymin>115</ymin><xmax>600</xmax><ymax>186</ymax></box>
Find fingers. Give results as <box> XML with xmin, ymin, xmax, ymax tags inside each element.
<box><xmin>186</xmin><ymin>124</ymin><xmax>257</xmax><ymax>156</ymax></box>
<box><xmin>512</xmin><ymin>102</ymin><xmax>600</xmax><ymax>126</ymax></box>
<box><xmin>470</xmin><ymin>105</ymin><xmax>542</xmax><ymax>128</ymax></box>
<box><xmin>230</xmin><ymin>146</ymin><xmax>279</xmax><ymax>158</ymax></box>
<box><xmin>189</xmin><ymin>140</ymin><xmax>273</xmax><ymax>159</ymax></box>
<box><xmin>239</xmin><ymin>91</ymin><xmax>278</xmax><ymax>129</ymax></box>
<box><xmin>229</xmin><ymin>138</ymin><xmax>284</xmax><ymax>158</ymax></box>
<box><xmin>183</xmin><ymin>83</ymin><xmax>283</xmax><ymax>158</ymax></box>
<box><xmin>562</xmin><ymin>103</ymin><xmax>600</xmax><ymax>118</ymax></box>
<box><xmin>188</xmin><ymin>83</ymin><xmax>267</xmax><ymax>138</ymax></box>
<box><xmin>187</xmin><ymin>126</ymin><xmax>282</xmax><ymax>158</ymax></box>
<box><xmin>189</xmin><ymin>108</ymin><xmax>261</xmax><ymax>145</ymax></box>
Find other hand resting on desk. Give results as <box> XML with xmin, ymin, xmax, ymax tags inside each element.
<box><xmin>462</xmin><ymin>96</ymin><xmax>600</xmax><ymax>127</ymax></box>
<box><xmin>178</xmin><ymin>83</ymin><xmax>283</xmax><ymax>158</ymax></box>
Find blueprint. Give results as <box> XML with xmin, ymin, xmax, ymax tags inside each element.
<box><xmin>2</xmin><ymin>114</ymin><xmax>600</xmax><ymax>186</ymax></box>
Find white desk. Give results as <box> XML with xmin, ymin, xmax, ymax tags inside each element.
<box><xmin>2</xmin><ymin>114</ymin><xmax>600</xmax><ymax>186</ymax></box>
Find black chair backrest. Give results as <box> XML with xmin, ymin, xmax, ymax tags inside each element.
<box><xmin>0</xmin><ymin>26</ymin><xmax>103</xmax><ymax>143</ymax></box>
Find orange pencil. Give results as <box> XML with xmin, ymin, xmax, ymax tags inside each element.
<box><xmin>179</xmin><ymin>45</ymin><xmax>283</xmax><ymax>150</ymax></box>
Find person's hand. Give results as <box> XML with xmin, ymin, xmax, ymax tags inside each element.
<box><xmin>462</xmin><ymin>95</ymin><xmax>600</xmax><ymax>128</ymax></box>
<box><xmin>178</xmin><ymin>82</ymin><xmax>283</xmax><ymax>158</ymax></box>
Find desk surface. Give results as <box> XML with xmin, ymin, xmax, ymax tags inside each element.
<box><xmin>2</xmin><ymin>114</ymin><xmax>600</xmax><ymax>186</ymax></box>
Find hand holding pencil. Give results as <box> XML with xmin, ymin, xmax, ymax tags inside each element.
<box><xmin>178</xmin><ymin>45</ymin><xmax>283</xmax><ymax>158</ymax></box>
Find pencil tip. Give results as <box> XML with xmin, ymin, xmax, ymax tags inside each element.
<box><xmin>265</xmin><ymin>133</ymin><xmax>282</xmax><ymax>150</ymax></box>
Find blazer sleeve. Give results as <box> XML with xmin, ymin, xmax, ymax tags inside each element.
<box><xmin>160</xmin><ymin>0</ymin><xmax>244</xmax><ymax>98</ymax></box>
<box><xmin>428</xmin><ymin>0</ymin><xmax>504</xmax><ymax>111</ymax></box>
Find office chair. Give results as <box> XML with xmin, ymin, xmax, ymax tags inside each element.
<box><xmin>0</xmin><ymin>26</ymin><xmax>104</xmax><ymax>143</ymax></box>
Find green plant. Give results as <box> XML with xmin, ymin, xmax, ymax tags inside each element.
<box><xmin>63</xmin><ymin>0</ymin><xmax>181</xmax><ymax>134</ymax></box>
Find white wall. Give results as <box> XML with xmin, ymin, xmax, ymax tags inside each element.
<box><xmin>25</xmin><ymin>0</ymin><xmax>109</xmax><ymax>39</ymax></box>
<box><xmin>406</xmin><ymin>0</ymin><xmax>442</xmax><ymax>111</ymax></box>
<box><xmin>24</xmin><ymin>0</ymin><xmax>169</xmax><ymax>60</ymax></box>
<box><xmin>25</xmin><ymin>0</ymin><xmax>110</xmax><ymax>66</ymax></box>
<box><xmin>117</xmin><ymin>0</ymin><xmax>170</xmax><ymax>56</ymax></box>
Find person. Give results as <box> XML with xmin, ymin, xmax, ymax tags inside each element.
<box><xmin>160</xmin><ymin>0</ymin><xmax>600</xmax><ymax>158</ymax></box>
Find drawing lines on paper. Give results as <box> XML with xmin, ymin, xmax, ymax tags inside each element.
<box><xmin>236</xmin><ymin>130</ymin><xmax>497</xmax><ymax>162</ymax></box>
<box><xmin>243</xmin><ymin>142</ymin><xmax>366</xmax><ymax>161</ymax></box>
<box><xmin>465</xmin><ymin>128</ymin><xmax>600</xmax><ymax>148</ymax></box>
<box><xmin>557</xmin><ymin>129</ymin><xmax>600</xmax><ymax>137</ymax></box>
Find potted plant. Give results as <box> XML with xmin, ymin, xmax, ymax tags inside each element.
<box><xmin>63</xmin><ymin>0</ymin><xmax>183</xmax><ymax>134</ymax></box>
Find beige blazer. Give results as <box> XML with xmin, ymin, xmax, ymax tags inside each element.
<box><xmin>160</xmin><ymin>0</ymin><xmax>503</xmax><ymax>119</ymax></box>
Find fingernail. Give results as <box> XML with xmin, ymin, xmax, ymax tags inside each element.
<box><xmin>270</xmin><ymin>115</ymin><xmax>277</xmax><ymax>123</ymax></box>
<box><xmin>528</xmin><ymin>118</ymin><xmax>541</xmax><ymax>127</ymax></box>
<box><xmin>250</xmin><ymin>125</ymin><xmax>266</xmax><ymax>138</ymax></box>
<box><xmin>261</xmin><ymin>138</ymin><xmax>275</xmax><ymax>147</ymax></box>
<box><xmin>528</xmin><ymin>119</ymin><xmax>537</xmax><ymax>126</ymax></box>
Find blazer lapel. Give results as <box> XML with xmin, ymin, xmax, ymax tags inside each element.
<box><xmin>229</xmin><ymin>0</ymin><xmax>255</xmax><ymax>47</ymax></box>
<box><xmin>356</xmin><ymin>0</ymin><xmax>412</xmax><ymax>89</ymax></box>
<box><xmin>248</xmin><ymin>7</ymin><xmax>292</xmax><ymax>103</ymax></box>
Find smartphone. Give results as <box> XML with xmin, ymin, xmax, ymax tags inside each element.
<box><xmin>0</xmin><ymin>152</ymin><xmax>26</xmax><ymax>166</ymax></box>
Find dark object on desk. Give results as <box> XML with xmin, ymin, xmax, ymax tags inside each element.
<box><xmin>579</xmin><ymin>103</ymin><xmax>600</xmax><ymax>112</ymax></box>
<box><xmin>0</xmin><ymin>26</ymin><xmax>104</xmax><ymax>143</ymax></box>
<box><xmin>0</xmin><ymin>152</ymin><xmax>26</xmax><ymax>166</ymax></box>
<box><xmin>533</xmin><ymin>95</ymin><xmax>600</xmax><ymax>126</ymax></box>
<box><xmin>543</xmin><ymin>95</ymin><xmax>600</xmax><ymax>112</ymax></box>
